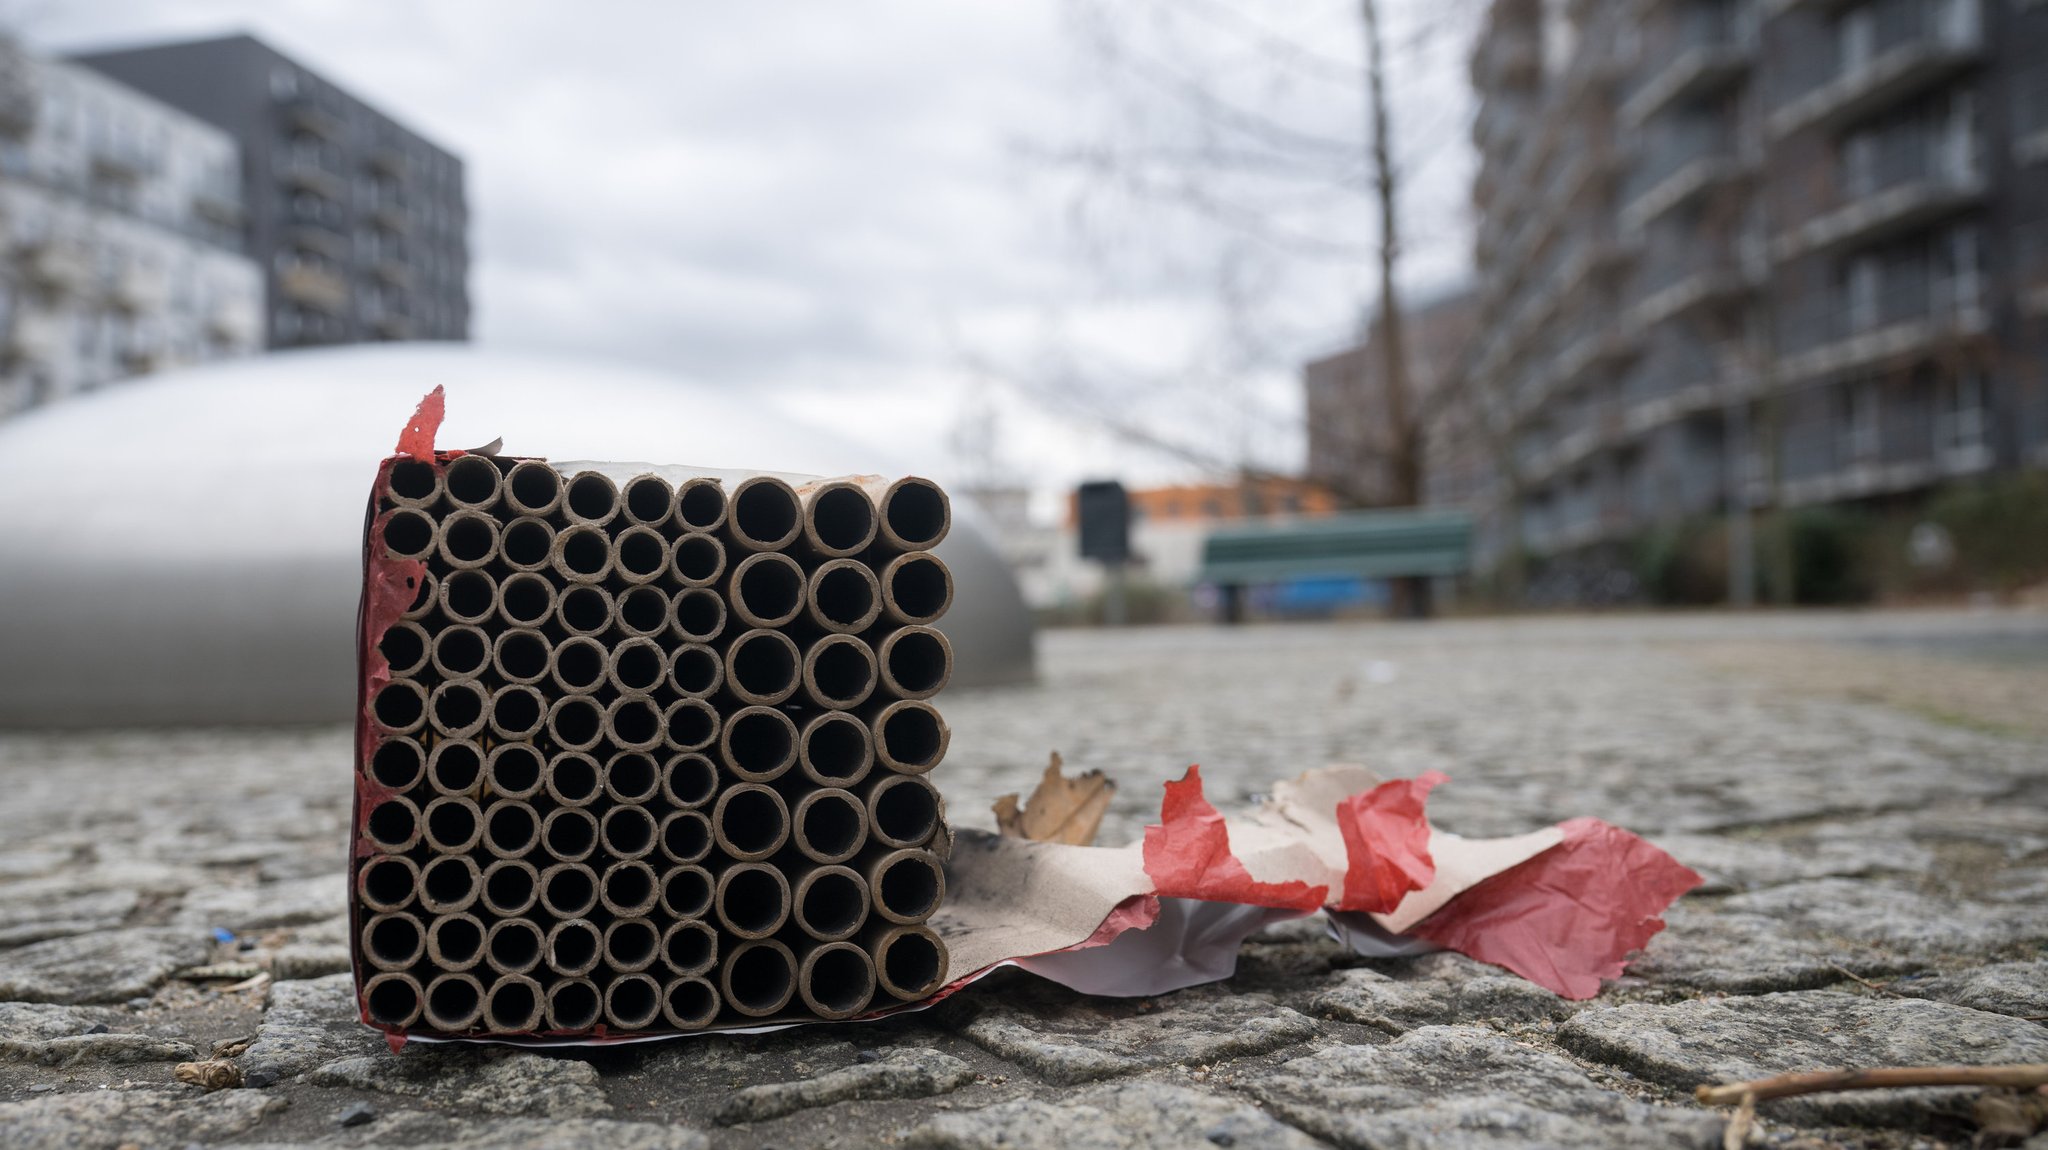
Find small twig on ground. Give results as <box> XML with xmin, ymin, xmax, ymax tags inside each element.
<box><xmin>1824</xmin><ymin>962</ymin><xmax>1900</xmax><ymax>997</ymax></box>
<box><xmin>1721</xmin><ymin>1091</ymin><xmax>1755</xmax><ymax>1150</ymax></box>
<box><xmin>1697</xmin><ymin>1064</ymin><xmax>2048</xmax><ymax>1106</ymax></box>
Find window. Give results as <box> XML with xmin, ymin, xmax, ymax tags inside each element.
<box><xmin>1838</xmin><ymin>382</ymin><xmax>1880</xmax><ymax>462</ymax></box>
<box><xmin>1935</xmin><ymin>372</ymin><xmax>1988</xmax><ymax>462</ymax></box>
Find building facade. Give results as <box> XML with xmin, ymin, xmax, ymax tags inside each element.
<box><xmin>1</xmin><ymin>39</ymin><xmax>262</xmax><ymax>418</ymax></box>
<box><xmin>1456</xmin><ymin>0</ymin><xmax>2047</xmax><ymax>592</ymax></box>
<box><xmin>74</xmin><ymin>35</ymin><xmax>469</xmax><ymax>351</ymax></box>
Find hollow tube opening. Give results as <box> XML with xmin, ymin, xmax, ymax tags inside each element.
<box><xmin>723</xmin><ymin>708</ymin><xmax>796</xmax><ymax>779</ymax></box>
<box><xmin>662</xmin><ymin>921</ymin><xmax>717</xmax><ymax>976</ymax></box>
<box><xmin>797</xmin><ymin>790</ymin><xmax>867</xmax><ymax>861</ymax></box>
<box><xmin>810</xmin><ymin>563</ymin><xmax>879</xmax><ymax>631</ymax></box>
<box><xmin>427</xmin><ymin>914</ymin><xmax>485</xmax><ymax>969</ymax></box>
<box><xmin>717</xmin><ymin>866</ymin><xmax>790</xmax><ymax>937</ymax></box>
<box><xmin>605</xmin><ymin>974</ymin><xmax>662</xmax><ymax>1029</ymax></box>
<box><xmin>506</xmin><ymin>460</ymin><xmax>562</xmax><ymax>516</ymax></box>
<box><xmin>486</xmin><ymin>745</ymin><xmax>545</xmax><ymax>799</ymax></box>
<box><xmin>607</xmin><ymin>696</ymin><xmax>662</xmax><ymax>750</ymax></box>
<box><xmin>802</xmin><ymin>943</ymin><xmax>877</xmax><ymax>1018</ymax></box>
<box><xmin>381</xmin><ymin>509</ymin><xmax>434</xmax><ymax>559</ymax></box>
<box><xmin>419</xmin><ymin>852</ymin><xmax>480</xmax><ymax>909</ymax></box>
<box><xmin>372</xmin><ymin>681</ymin><xmax>425</xmax><ymax>733</ymax></box>
<box><xmin>377</xmin><ymin>621</ymin><xmax>428</xmax><ymax>676</ymax></box>
<box><xmin>729</xmin><ymin>631</ymin><xmax>799</xmax><ymax>702</ymax></box>
<box><xmin>484</xmin><ymin>975</ymin><xmax>543</xmax><ymax>1034</ymax></box>
<box><xmin>605</xmin><ymin>751</ymin><xmax>660</xmax><ymax>804</ymax></box>
<box><xmin>432</xmin><ymin>626</ymin><xmax>490</xmax><ymax>679</ymax></box>
<box><xmin>555</xmin><ymin>586</ymin><xmax>612</xmax><ymax>635</ymax></box>
<box><xmin>440</xmin><ymin>512</ymin><xmax>499</xmax><ymax>566</ymax></box>
<box><xmin>386</xmin><ymin>458</ymin><xmax>439</xmax><ymax>504</ymax></box>
<box><xmin>357</xmin><ymin>855</ymin><xmax>417</xmax><ymax>912</ymax></box>
<box><xmin>428</xmin><ymin>740</ymin><xmax>483</xmax><ymax>794</ymax></box>
<box><xmin>664</xmin><ymin>976</ymin><xmax>719</xmax><ymax>1028</ymax></box>
<box><xmin>445</xmin><ymin>454</ymin><xmax>502</xmax><ymax>508</ymax></box>
<box><xmin>617</xmin><ymin>585</ymin><xmax>669</xmax><ymax>636</ymax></box>
<box><xmin>429</xmin><ymin>681</ymin><xmax>487</xmax><ymax>736</ymax></box>
<box><xmin>670</xmin><ymin>533</ymin><xmax>725</xmax><ymax>585</ymax></box>
<box><xmin>802</xmin><ymin>714</ymin><xmax>872</xmax><ymax>784</ymax></box>
<box><xmin>663</xmin><ymin>699</ymin><xmax>718</xmax><ymax>752</ymax></box>
<box><xmin>369</xmin><ymin>737</ymin><xmax>425</xmax><ymax>791</ymax></box>
<box><xmin>623</xmin><ymin>474</ymin><xmax>674</xmax><ymax>525</ymax></box>
<box><xmin>546</xmin><ymin>751</ymin><xmax>602</xmax><ymax>803</ymax></box>
<box><xmin>730</xmin><ymin>478</ymin><xmax>799</xmax><ymax>549</ymax></box>
<box><xmin>809</xmin><ymin>637</ymin><xmax>876</xmax><ymax>706</ymax></box>
<box><xmin>425</xmin><ymin>974</ymin><xmax>485</xmax><ymax>1032</ymax></box>
<box><xmin>422</xmin><ymin>797</ymin><xmax>480</xmax><ymax>854</ymax></box>
<box><xmin>734</xmin><ymin>555</ymin><xmax>803</xmax><ymax>625</ymax></box>
<box><xmin>498</xmin><ymin>570</ymin><xmax>556</xmax><ymax>626</ymax></box>
<box><xmin>364</xmin><ymin>913</ymin><xmax>424</xmax><ymax>968</ymax></box>
<box><xmin>883</xmin><ymin>479</ymin><xmax>949</xmax><ymax>548</ymax></box>
<box><xmin>548</xmin><ymin>696</ymin><xmax>603</xmax><ymax>749</ymax></box>
<box><xmin>484</xmin><ymin>800</ymin><xmax>540</xmax><ymax>857</ymax></box>
<box><xmin>605</xmin><ymin>919</ymin><xmax>660</xmax><ymax>971</ymax></box>
<box><xmin>670</xmin><ymin>588</ymin><xmax>725</xmax><ymax>642</ymax></box>
<box><xmin>715</xmin><ymin>786</ymin><xmax>789</xmax><ymax>859</ymax></box>
<box><xmin>876</xmin><ymin>853</ymin><xmax>944</xmax><ymax>922</ymax></box>
<box><xmin>481</xmin><ymin>860</ymin><xmax>539</xmax><ymax>917</ymax></box>
<box><xmin>547</xmin><ymin>920</ymin><xmax>601</xmax><ymax>976</ymax></box>
<box><xmin>879</xmin><ymin>930</ymin><xmax>946</xmax><ymax>1000</ymax></box>
<box><xmin>556</xmin><ymin>525</ymin><xmax>611</xmax><ymax>581</ymax></box>
<box><xmin>494</xmin><ymin>628</ymin><xmax>551</xmax><ymax>682</ymax></box>
<box><xmin>490</xmin><ymin>686</ymin><xmax>544</xmax><ymax>739</ymax></box>
<box><xmin>541</xmin><ymin>808</ymin><xmax>598</xmax><ymax>861</ymax></box>
<box><xmin>872</xmin><ymin>777</ymin><xmax>940</xmax><ymax>848</ymax></box>
<box><xmin>659</xmin><ymin>811</ymin><xmax>712</xmax><ymax>864</ymax></box>
<box><xmin>660</xmin><ymin>866</ymin><xmax>714</xmax><ymax>919</ymax></box>
<box><xmin>551</xmin><ymin>637</ymin><xmax>608</xmax><ymax>693</ymax></box>
<box><xmin>723</xmin><ymin>940</ymin><xmax>796</xmax><ymax>1016</ymax></box>
<box><xmin>675</xmin><ymin>479</ymin><xmax>727</xmax><ymax>530</ymax></box>
<box><xmin>501</xmin><ymin>517</ymin><xmax>555</xmax><ymax>571</ymax></box>
<box><xmin>564</xmin><ymin>471</ymin><xmax>618</xmax><ymax>524</ymax></box>
<box><xmin>364</xmin><ymin>974</ymin><xmax>421</xmax><ymax>1027</ymax></box>
<box><xmin>809</xmin><ymin>485</ymin><xmax>876</xmax><ymax>554</ymax></box>
<box><xmin>883</xmin><ymin>629</ymin><xmax>950</xmax><ymax>697</ymax></box>
<box><xmin>365</xmin><ymin>798</ymin><xmax>419</xmax><ymax>850</ymax></box>
<box><xmin>661</xmin><ymin>753</ymin><xmax>717</xmax><ymax>808</ymax></box>
<box><xmin>547</xmin><ymin>979</ymin><xmax>602</xmax><ymax>1031</ymax></box>
<box><xmin>667</xmin><ymin>645</ymin><xmax>722</xmax><ymax>698</ymax></box>
<box><xmin>879</xmin><ymin>704</ymin><xmax>948</xmax><ymax>772</ymax></box>
<box><xmin>600</xmin><ymin>807</ymin><xmax>657</xmax><ymax>860</ymax></box>
<box><xmin>799</xmin><ymin>869</ymin><xmax>869</xmax><ymax>939</ymax></box>
<box><xmin>441</xmin><ymin>570</ymin><xmax>496</xmax><ymax>624</ymax></box>
<box><xmin>540</xmin><ymin>864</ymin><xmax>598</xmax><ymax>918</ymax></box>
<box><xmin>602</xmin><ymin>860</ymin><xmax>658</xmax><ymax>915</ymax></box>
<box><xmin>610</xmin><ymin>641</ymin><xmax>665</xmax><ymax>694</ymax></box>
<box><xmin>615</xmin><ymin>526</ymin><xmax>668</xmax><ymax>582</ymax></box>
<box><xmin>885</xmin><ymin>554</ymin><xmax>952</xmax><ymax>622</ymax></box>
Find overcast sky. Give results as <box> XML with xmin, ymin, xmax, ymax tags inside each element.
<box><xmin>18</xmin><ymin>0</ymin><xmax>1477</xmax><ymax>509</ymax></box>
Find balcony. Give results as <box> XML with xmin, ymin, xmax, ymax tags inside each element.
<box><xmin>1632</xmin><ymin>236</ymin><xmax>1766</xmax><ymax>328</ymax></box>
<box><xmin>193</xmin><ymin>187</ymin><xmax>244</xmax><ymax>227</ymax></box>
<box><xmin>1777</xmin><ymin>275</ymin><xmax>1987</xmax><ymax>383</ymax></box>
<box><xmin>1621</xmin><ymin>9</ymin><xmax>1756</xmax><ymax>128</ymax></box>
<box><xmin>372</xmin><ymin>260</ymin><xmax>414</xmax><ymax>290</ymax></box>
<box><xmin>208</xmin><ymin>302</ymin><xmax>261</xmax><ymax>347</ymax></box>
<box><xmin>287</xmin><ymin>223</ymin><xmax>350</xmax><ymax>260</ymax></box>
<box><xmin>109</xmin><ymin>265</ymin><xmax>169</xmax><ymax>313</ymax></box>
<box><xmin>278</xmin><ymin>263</ymin><xmax>350</xmax><ymax>314</ymax></box>
<box><xmin>3</xmin><ymin>311</ymin><xmax>65</xmax><ymax>364</ymax></box>
<box><xmin>367</xmin><ymin>147</ymin><xmax>409</xmax><ymax>179</ymax></box>
<box><xmin>19</xmin><ymin>242</ymin><xmax>93</xmax><ymax>296</ymax></box>
<box><xmin>1620</xmin><ymin>122</ymin><xmax>1758</xmax><ymax>231</ymax></box>
<box><xmin>1772</xmin><ymin>135</ymin><xmax>1982</xmax><ymax>259</ymax></box>
<box><xmin>1767</xmin><ymin>0</ymin><xmax>1982</xmax><ymax>140</ymax></box>
<box><xmin>369</xmin><ymin>200</ymin><xmax>410</xmax><ymax>233</ymax></box>
<box><xmin>279</xmin><ymin>161</ymin><xmax>346</xmax><ymax>201</ymax></box>
<box><xmin>0</xmin><ymin>72</ymin><xmax>35</xmax><ymax>139</ymax></box>
<box><xmin>281</xmin><ymin>98</ymin><xmax>347</xmax><ymax>142</ymax></box>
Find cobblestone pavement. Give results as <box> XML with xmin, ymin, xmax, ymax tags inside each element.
<box><xmin>4</xmin><ymin>611</ymin><xmax>2046</xmax><ymax>1149</ymax></box>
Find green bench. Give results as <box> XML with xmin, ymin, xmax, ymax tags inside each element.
<box><xmin>1198</xmin><ymin>509</ymin><xmax>1473</xmax><ymax>620</ymax></box>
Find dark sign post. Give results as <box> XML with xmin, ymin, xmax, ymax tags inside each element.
<box><xmin>1075</xmin><ymin>480</ymin><xmax>1131</xmax><ymax>625</ymax></box>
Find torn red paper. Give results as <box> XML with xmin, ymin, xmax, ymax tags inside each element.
<box><xmin>1142</xmin><ymin>766</ymin><xmax>1329</xmax><ymax>912</ymax></box>
<box><xmin>1407</xmin><ymin>816</ymin><xmax>1704</xmax><ymax>999</ymax></box>
<box><xmin>1336</xmin><ymin>770</ymin><xmax>1445</xmax><ymax>913</ymax></box>
<box><xmin>394</xmin><ymin>385</ymin><xmax>444</xmax><ymax>460</ymax></box>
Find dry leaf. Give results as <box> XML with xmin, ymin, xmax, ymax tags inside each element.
<box><xmin>174</xmin><ymin>1060</ymin><xmax>243</xmax><ymax>1091</ymax></box>
<box><xmin>993</xmin><ymin>752</ymin><xmax>1116</xmax><ymax>847</ymax></box>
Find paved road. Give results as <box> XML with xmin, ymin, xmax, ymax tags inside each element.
<box><xmin>3</xmin><ymin>612</ymin><xmax>2046</xmax><ymax>1148</ymax></box>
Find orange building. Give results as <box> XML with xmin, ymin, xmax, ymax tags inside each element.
<box><xmin>1067</xmin><ymin>477</ymin><xmax>1340</xmax><ymax>528</ymax></box>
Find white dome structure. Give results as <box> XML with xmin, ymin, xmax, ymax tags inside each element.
<box><xmin>0</xmin><ymin>346</ymin><xmax>1035</xmax><ymax>726</ymax></box>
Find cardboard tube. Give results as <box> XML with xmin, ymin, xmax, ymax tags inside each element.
<box><xmin>799</xmin><ymin>940</ymin><xmax>877</xmax><ymax>1020</ymax></box>
<box><xmin>444</xmin><ymin>453</ymin><xmax>503</xmax><ymax>511</ymax></box>
<box><xmin>714</xmin><ymin>863</ymin><xmax>792</xmax><ymax>940</ymax></box>
<box><xmin>792</xmin><ymin>789</ymin><xmax>868</xmax><ymax>865</ymax></box>
<box><xmin>608</xmin><ymin>638</ymin><xmax>668</xmax><ymax>695</ymax></box>
<box><xmin>484</xmin><ymin>973</ymin><xmax>544</xmax><ymax>1034</ymax></box>
<box><xmin>546</xmin><ymin>977</ymin><xmax>603</xmax><ymax>1031</ymax></box>
<box><xmin>355</xmin><ymin>854</ymin><xmax>419</xmax><ymax>914</ymax></box>
<box><xmin>669</xmin><ymin>587</ymin><xmax>727</xmax><ymax>643</ymax></box>
<box><xmin>500</xmin><ymin>516</ymin><xmax>556</xmax><ymax>574</ymax></box>
<box><xmin>488</xmin><ymin>684</ymin><xmax>547</xmax><ymax>741</ymax></box>
<box><xmin>361</xmin><ymin>911</ymin><xmax>425</xmax><ymax>971</ymax></box>
<box><xmin>867</xmin><ymin>774</ymin><xmax>941</xmax><ymax>850</ymax></box>
<box><xmin>879</xmin><ymin>552</ymin><xmax>953</xmax><ymax>626</ymax></box>
<box><xmin>545</xmin><ymin>919</ymin><xmax>602</xmax><ymax>977</ymax></box>
<box><xmin>662</xmin><ymin>698</ymin><xmax>720</xmax><ymax>753</ymax></box>
<box><xmin>719</xmin><ymin>706</ymin><xmax>798</xmax><ymax>782</ymax></box>
<box><xmin>562</xmin><ymin>469</ymin><xmax>620</xmax><ymax>527</ymax></box>
<box><xmin>870</xmin><ymin>700</ymin><xmax>950</xmax><ymax>775</ymax></box>
<box><xmin>804</xmin><ymin>559</ymin><xmax>882</xmax><ymax>634</ymax></box>
<box><xmin>793</xmin><ymin>864</ymin><xmax>871</xmax><ymax>942</ymax></box>
<box><xmin>721</xmin><ymin>938</ymin><xmax>797</xmax><ymax>1018</ymax></box>
<box><xmin>661</xmin><ymin>920</ymin><xmax>718</xmax><ymax>977</ymax></box>
<box><xmin>866</xmin><ymin>477</ymin><xmax>951</xmax><ymax>553</ymax></box>
<box><xmin>480</xmin><ymin>859</ymin><xmax>539</xmax><ymax>917</ymax></box>
<box><xmin>378</xmin><ymin>507</ymin><xmax>436</xmax><ymax>561</ymax></box>
<box><xmin>544</xmin><ymin>752</ymin><xmax>601</xmax><ymax>806</ymax></box>
<box><xmin>362</xmin><ymin>972</ymin><xmax>423</xmax><ymax>1028</ymax></box>
<box><xmin>417</xmin><ymin>851</ymin><xmax>481</xmax><ymax>912</ymax></box>
<box><xmin>658</xmin><ymin>811</ymin><xmax>713</xmax><ymax>865</ymax></box>
<box><xmin>600</xmin><ymin>860</ymin><xmax>661</xmax><ymax>916</ymax></box>
<box><xmin>604</xmin><ymin>750</ymin><xmax>662</xmax><ymax>804</ymax></box>
<box><xmin>555</xmin><ymin>585</ymin><xmax>614</xmax><ymax>638</ymax></box>
<box><xmin>485</xmin><ymin>918</ymin><xmax>545</xmax><ymax>976</ymax></box>
<box><xmin>439</xmin><ymin>569</ymin><xmax>498</xmax><ymax>626</ymax></box>
<box><xmin>666</xmin><ymin>644</ymin><xmax>724</xmax><ymax>699</ymax></box>
<box><xmin>504</xmin><ymin>459</ymin><xmax>563</xmax><ymax>518</ymax></box>
<box><xmin>540</xmin><ymin>807</ymin><xmax>599</xmax><ymax>862</ymax></box>
<box><xmin>674</xmin><ymin>477</ymin><xmax>728</xmax><ymax>532</ymax></box>
<box><xmin>799</xmin><ymin>480</ymin><xmax>878</xmax><ymax>558</ymax></box>
<box><xmin>371</xmin><ymin>679</ymin><xmax>428</xmax><ymax>735</ymax></box>
<box><xmin>728</xmin><ymin>552</ymin><xmax>806</xmax><ymax>629</ymax></box>
<box><xmin>422</xmin><ymin>980</ymin><xmax>482</xmax><ymax>1043</ymax></box>
<box><xmin>727</xmin><ymin>475</ymin><xmax>801</xmax><ymax>552</ymax></box>
<box><xmin>549</xmin><ymin>635</ymin><xmax>609</xmax><ymax>695</ymax></box>
<box><xmin>431</xmin><ymin>623</ymin><xmax>492</xmax><ymax>680</ymax></box>
<box><xmin>712</xmin><ymin>783</ymin><xmax>790</xmax><ymax>861</ymax></box>
<box><xmin>604</xmin><ymin>972</ymin><xmax>663</xmax><ymax>1030</ymax></box>
<box><xmin>485</xmin><ymin>744</ymin><xmax>545</xmax><ymax>800</ymax></box>
<box><xmin>724</xmin><ymin>629</ymin><xmax>800</xmax><ymax>707</ymax></box>
<box><xmin>876</xmin><ymin>626</ymin><xmax>952</xmax><ymax>700</ymax></box>
<box><xmin>613</xmin><ymin>524</ymin><xmax>670</xmax><ymax>585</ymax></box>
<box><xmin>497</xmin><ymin>571</ymin><xmax>557</xmax><ymax>628</ymax></box>
<box><xmin>868</xmin><ymin>924</ymin><xmax>949</xmax><ymax>1001</ymax></box>
<box><xmin>797</xmin><ymin>711</ymin><xmax>872</xmax><ymax>787</ymax></box>
<box><xmin>551</xmin><ymin>523</ymin><xmax>614</xmax><ymax>584</ymax></box>
<box><xmin>377</xmin><ymin>619</ymin><xmax>430</xmax><ymax>677</ymax></box>
<box><xmin>661</xmin><ymin>753</ymin><xmax>718</xmax><ymax>809</ymax></box>
<box><xmin>867</xmin><ymin>848</ymin><xmax>946</xmax><ymax>925</ymax></box>
<box><xmin>539</xmin><ymin>862</ymin><xmax>600</xmax><ymax>918</ymax></box>
<box><xmin>663</xmin><ymin>976</ymin><xmax>720</xmax><ymax>1029</ymax></box>
<box><xmin>492</xmin><ymin>627</ymin><xmax>552</xmax><ymax>684</ymax></box>
<box><xmin>603</xmin><ymin>918</ymin><xmax>661</xmax><ymax>973</ymax></box>
<box><xmin>801</xmin><ymin>633</ymin><xmax>877</xmax><ymax>710</ymax></box>
<box><xmin>605</xmin><ymin>694</ymin><xmax>664</xmax><ymax>753</ymax></box>
<box><xmin>426</xmin><ymin>913</ymin><xmax>486</xmax><ymax>972</ymax></box>
<box><xmin>601</xmin><ymin>807</ymin><xmax>658</xmax><ymax>863</ymax></box>
<box><xmin>483</xmin><ymin>798</ymin><xmax>541</xmax><ymax>859</ymax></box>
<box><xmin>400</xmin><ymin>568</ymin><xmax>438</xmax><ymax>620</ymax></box>
<box><xmin>364</xmin><ymin>795</ymin><xmax>421</xmax><ymax>851</ymax></box>
<box><xmin>546</xmin><ymin>695</ymin><xmax>605</xmax><ymax>751</ymax></box>
<box><xmin>616</xmin><ymin>584</ymin><xmax>670</xmax><ymax>638</ymax></box>
<box><xmin>660</xmin><ymin>865</ymin><xmax>715</xmax><ymax>919</ymax></box>
<box><xmin>436</xmin><ymin>509</ymin><xmax>501</xmax><ymax>570</ymax></box>
<box><xmin>621</xmin><ymin>472</ymin><xmax>676</xmax><ymax>528</ymax></box>
<box><xmin>367</xmin><ymin>735</ymin><xmax>426</xmax><ymax>791</ymax></box>
<box><xmin>384</xmin><ymin>457</ymin><xmax>442</xmax><ymax>508</ymax></box>
<box><xmin>429</xmin><ymin>680</ymin><xmax>489</xmax><ymax>739</ymax></box>
<box><xmin>669</xmin><ymin>532</ymin><xmax>727</xmax><ymax>588</ymax></box>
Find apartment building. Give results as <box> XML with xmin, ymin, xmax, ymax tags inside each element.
<box><xmin>0</xmin><ymin>39</ymin><xmax>262</xmax><ymax>418</ymax></box>
<box><xmin>1456</xmin><ymin>0</ymin><xmax>2047</xmax><ymax>585</ymax></box>
<box><xmin>74</xmin><ymin>35</ymin><xmax>469</xmax><ymax>350</ymax></box>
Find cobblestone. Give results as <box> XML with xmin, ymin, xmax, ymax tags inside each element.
<box><xmin>0</xmin><ymin>611</ymin><xmax>2044</xmax><ymax>1146</ymax></box>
